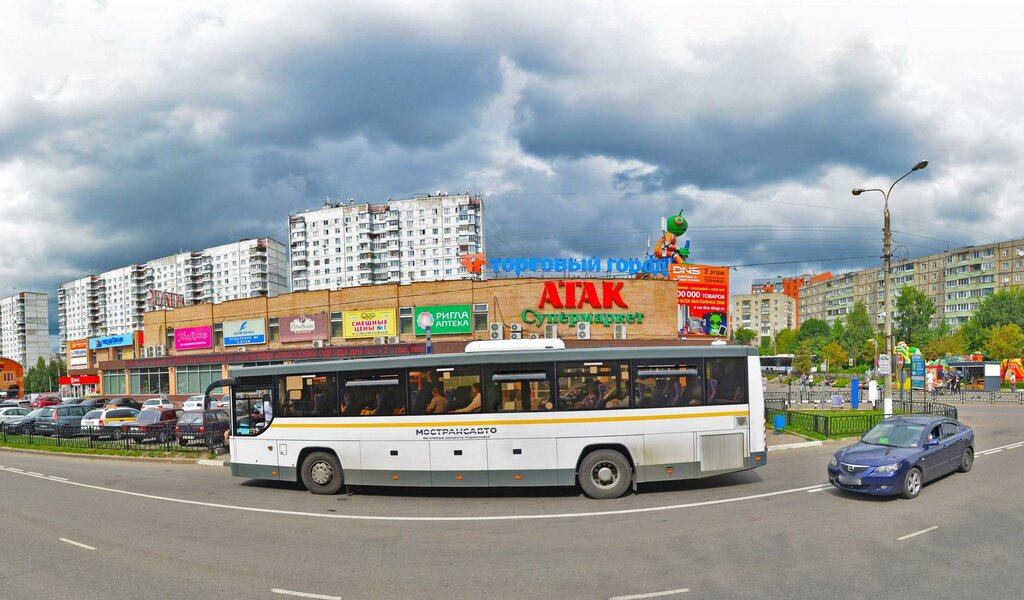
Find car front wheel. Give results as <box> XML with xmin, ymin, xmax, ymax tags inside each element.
<box><xmin>958</xmin><ymin>447</ymin><xmax>974</xmax><ymax>473</ymax></box>
<box><xmin>301</xmin><ymin>451</ymin><xmax>344</xmax><ymax>495</ymax></box>
<box><xmin>900</xmin><ymin>467</ymin><xmax>923</xmax><ymax>499</ymax></box>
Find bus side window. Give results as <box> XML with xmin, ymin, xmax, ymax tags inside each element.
<box><xmin>705</xmin><ymin>358</ymin><xmax>747</xmax><ymax>405</ymax></box>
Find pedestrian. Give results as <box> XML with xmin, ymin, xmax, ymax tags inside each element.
<box><xmin>1008</xmin><ymin>370</ymin><xmax>1017</xmax><ymax>392</ymax></box>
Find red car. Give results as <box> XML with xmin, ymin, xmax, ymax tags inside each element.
<box><xmin>30</xmin><ymin>395</ymin><xmax>61</xmax><ymax>409</ymax></box>
<box><xmin>123</xmin><ymin>408</ymin><xmax>183</xmax><ymax>443</ymax></box>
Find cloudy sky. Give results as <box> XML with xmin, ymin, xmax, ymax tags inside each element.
<box><xmin>3</xmin><ymin>0</ymin><xmax>1024</xmax><ymax>341</ymax></box>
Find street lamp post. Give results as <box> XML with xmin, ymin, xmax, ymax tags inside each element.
<box><xmin>852</xmin><ymin>160</ymin><xmax>928</xmax><ymax>411</ymax></box>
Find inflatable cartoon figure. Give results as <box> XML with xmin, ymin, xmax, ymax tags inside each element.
<box><xmin>655</xmin><ymin>210</ymin><xmax>691</xmax><ymax>265</ymax></box>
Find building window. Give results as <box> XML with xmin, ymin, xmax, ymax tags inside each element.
<box><xmin>330</xmin><ymin>312</ymin><xmax>344</xmax><ymax>338</ymax></box>
<box><xmin>175</xmin><ymin>364</ymin><xmax>222</xmax><ymax>395</ymax></box>
<box><xmin>102</xmin><ymin>371</ymin><xmax>126</xmax><ymax>395</ymax></box>
<box><xmin>129</xmin><ymin>367</ymin><xmax>169</xmax><ymax>394</ymax></box>
<box><xmin>399</xmin><ymin>307</ymin><xmax>414</xmax><ymax>334</ymax></box>
<box><xmin>269</xmin><ymin>318</ymin><xmax>279</xmax><ymax>342</ymax></box>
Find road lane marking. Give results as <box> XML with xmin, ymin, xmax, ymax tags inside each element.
<box><xmin>610</xmin><ymin>589</ymin><xmax>689</xmax><ymax>600</ymax></box>
<box><xmin>271</xmin><ymin>589</ymin><xmax>341</xmax><ymax>600</ymax></box>
<box><xmin>897</xmin><ymin>526</ymin><xmax>938</xmax><ymax>541</ymax></box>
<box><xmin>976</xmin><ymin>440</ymin><xmax>1024</xmax><ymax>455</ymax></box>
<box><xmin>806</xmin><ymin>484</ymin><xmax>832</xmax><ymax>493</ymax></box>
<box><xmin>47</xmin><ymin>476</ymin><xmax>68</xmax><ymax>481</ymax></box>
<box><xmin>59</xmin><ymin>538</ymin><xmax>96</xmax><ymax>550</ymax></box>
<box><xmin>26</xmin><ymin>471</ymin><xmax>44</xmax><ymax>476</ymax></box>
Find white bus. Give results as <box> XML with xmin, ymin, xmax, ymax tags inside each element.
<box><xmin>223</xmin><ymin>344</ymin><xmax>766</xmax><ymax>499</ymax></box>
<box><xmin>759</xmin><ymin>354</ymin><xmax>795</xmax><ymax>374</ymax></box>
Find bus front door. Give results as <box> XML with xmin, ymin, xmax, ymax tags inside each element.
<box><xmin>230</xmin><ymin>387</ymin><xmax>280</xmax><ymax>480</ymax></box>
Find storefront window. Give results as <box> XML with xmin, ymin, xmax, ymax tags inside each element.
<box><xmin>129</xmin><ymin>367</ymin><xmax>169</xmax><ymax>394</ymax></box>
<box><xmin>175</xmin><ymin>364</ymin><xmax>222</xmax><ymax>395</ymax></box>
<box><xmin>103</xmin><ymin>371</ymin><xmax>126</xmax><ymax>395</ymax></box>
<box><xmin>330</xmin><ymin>312</ymin><xmax>344</xmax><ymax>338</ymax></box>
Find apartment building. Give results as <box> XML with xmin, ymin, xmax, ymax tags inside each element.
<box><xmin>750</xmin><ymin>272</ymin><xmax>830</xmax><ymax>327</ymax></box>
<box><xmin>289</xmin><ymin>193</ymin><xmax>484</xmax><ymax>291</ymax></box>
<box><xmin>0</xmin><ymin>292</ymin><xmax>49</xmax><ymax>369</ymax></box>
<box><xmin>58</xmin><ymin>238</ymin><xmax>288</xmax><ymax>351</ymax></box>
<box><xmin>730</xmin><ymin>292</ymin><xmax>796</xmax><ymax>342</ymax></box>
<box><xmin>799</xmin><ymin>237</ymin><xmax>1024</xmax><ymax>330</ymax></box>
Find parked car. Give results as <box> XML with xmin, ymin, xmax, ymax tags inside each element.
<box><xmin>176</xmin><ymin>409</ymin><xmax>229</xmax><ymax>446</ymax></box>
<box><xmin>182</xmin><ymin>395</ymin><xmax>207</xmax><ymax>411</ymax></box>
<box><xmin>0</xmin><ymin>399</ymin><xmax>31</xmax><ymax>409</ymax></box>
<box><xmin>30</xmin><ymin>395</ymin><xmax>61</xmax><ymax>409</ymax></box>
<box><xmin>3</xmin><ymin>408</ymin><xmax>44</xmax><ymax>434</ymax></box>
<box><xmin>828</xmin><ymin>415</ymin><xmax>974</xmax><ymax>499</ymax></box>
<box><xmin>124</xmin><ymin>408</ymin><xmax>184</xmax><ymax>443</ymax></box>
<box><xmin>60</xmin><ymin>397</ymin><xmax>86</xmax><ymax>404</ymax></box>
<box><xmin>33</xmin><ymin>404</ymin><xmax>92</xmax><ymax>436</ymax></box>
<box><xmin>141</xmin><ymin>398</ymin><xmax>175</xmax><ymax>411</ymax></box>
<box><xmin>81</xmin><ymin>407</ymin><xmax>141</xmax><ymax>439</ymax></box>
<box><xmin>104</xmin><ymin>397</ymin><xmax>142</xmax><ymax>411</ymax></box>
<box><xmin>0</xmin><ymin>407</ymin><xmax>31</xmax><ymax>424</ymax></box>
<box><xmin>216</xmin><ymin>395</ymin><xmax>230</xmax><ymax>410</ymax></box>
<box><xmin>80</xmin><ymin>398</ymin><xmax>110</xmax><ymax>409</ymax></box>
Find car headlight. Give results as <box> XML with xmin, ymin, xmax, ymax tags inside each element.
<box><xmin>874</xmin><ymin>463</ymin><xmax>901</xmax><ymax>473</ymax></box>
<box><xmin>829</xmin><ymin>456</ymin><xmax>838</xmax><ymax>467</ymax></box>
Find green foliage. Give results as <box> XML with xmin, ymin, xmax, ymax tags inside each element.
<box><xmin>793</xmin><ymin>343</ymin><xmax>814</xmax><ymax>376</ymax></box>
<box><xmin>894</xmin><ymin>285</ymin><xmax>936</xmax><ymax>346</ymax></box>
<box><xmin>829</xmin><ymin>319</ymin><xmax>846</xmax><ymax>344</ymax></box>
<box><xmin>733</xmin><ymin>327</ymin><xmax>757</xmax><ymax>346</ymax></box>
<box><xmin>758</xmin><ymin>335</ymin><xmax>775</xmax><ymax>355</ymax></box>
<box><xmin>924</xmin><ymin>327</ymin><xmax>965</xmax><ymax>358</ymax></box>
<box><xmin>23</xmin><ymin>357</ymin><xmax>65</xmax><ymax>394</ymax></box>
<box><xmin>775</xmin><ymin>329</ymin><xmax>798</xmax><ymax>354</ymax></box>
<box><xmin>859</xmin><ymin>338</ymin><xmax>880</xmax><ymax>365</ymax></box>
<box><xmin>983</xmin><ymin>323</ymin><xmax>1024</xmax><ymax>361</ymax></box>
<box><xmin>820</xmin><ymin>341</ymin><xmax>849</xmax><ymax>373</ymax></box>
<box><xmin>844</xmin><ymin>302</ymin><xmax>875</xmax><ymax>359</ymax></box>
<box><xmin>797</xmin><ymin>319</ymin><xmax>829</xmax><ymax>342</ymax></box>
<box><xmin>962</xmin><ymin>289</ymin><xmax>1024</xmax><ymax>352</ymax></box>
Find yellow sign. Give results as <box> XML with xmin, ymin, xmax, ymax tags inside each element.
<box><xmin>342</xmin><ymin>309</ymin><xmax>397</xmax><ymax>338</ymax></box>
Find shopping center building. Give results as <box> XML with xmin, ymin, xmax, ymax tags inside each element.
<box><xmin>81</xmin><ymin>277</ymin><xmax>689</xmax><ymax>400</ymax></box>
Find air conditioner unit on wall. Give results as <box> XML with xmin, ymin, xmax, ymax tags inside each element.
<box><xmin>509</xmin><ymin>323</ymin><xmax>522</xmax><ymax>333</ymax></box>
<box><xmin>373</xmin><ymin>337</ymin><xmax>387</xmax><ymax>345</ymax></box>
<box><xmin>576</xmin><ymin>321</ymin><xmax>591</xmax><ymax>340</ymax></box>
<box><xmin>142</xmin><ymin>346</ymin><xmax>152</xmax><ymax>358</ymax></box>
<box><xmin>544</xmin><ymin>324</ymin><xmax>558</xmax><ymax>339</ymax></box>
<box><xmin>236</xmin><ymin>346</ymin><xmax>247</xmax><ymax>352</ymax></box>
<box><xmin>510</xmin><ymin>331</ymin><xmax>522</xmax><ymax>340</ymax></box>
<box><xmin>488</xmin><ymin>322</ymin><xmax>504</xmax><ymax>340</ymax></box>
<box><xmin>613</xmin><ymin>324</ymin><xmax>628</xmax><ymax>340</ymax></box>
<box><xmin>528</xmin><ymin>333</ymin><xmax>540</xmax><ymax>339</ymax></box>
<box><xmin>388</xmin><ymin>336</ymin><xmax>400</xmax><ymax>344</ymax></box>
<box><xmin>311</xmin><ymin>340</ymin><xmax>324</xmax><ymax>348</ymax></box>
<box><xmin>154</xmin><ymin>345</ymin><xmax>164</xmax><ymax>356</ymax></box>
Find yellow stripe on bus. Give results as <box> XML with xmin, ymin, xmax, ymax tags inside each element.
<box><xmin>267</xmin><ymin>410</ymin><xmax>747</xmax><ymax>430</ymax></box>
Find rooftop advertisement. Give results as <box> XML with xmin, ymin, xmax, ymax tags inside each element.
<box><xmin>280</xmin><ymin>313</ymin><xmax>328</xmax><ymax>342</ymax></box>
<box><xmin>174</xmin><ymin>325</ymin><xmax>213</xmax><ymax>351</ymax></box>
<box><xmin>342</xmin><ymin>309</ymin><xmax>396</xmax><ymax>338</ymax></box>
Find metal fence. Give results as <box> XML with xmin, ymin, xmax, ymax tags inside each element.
<box><xmin>0</xmin><ymin>425</ymin><xmax>225</xmax><ymax>453</ymax></box>
<box><xmin>765</xmin><ymin>399</ymin><xmax>959</xmax><ymax>438</ymax></box>
<box><xmin>768</xmin><ymin>387</ymin><xmax>1024</xmax><ymax>408</ymax></box>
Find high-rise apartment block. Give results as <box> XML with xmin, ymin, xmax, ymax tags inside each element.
<box><xmin>730</xmin><ymin>292</ymin><xmax>796</xmax><ymax>342</ymax></box>
<box><xmin>750</xmin><ymin>272</ymin><xmax>831</xmax><ymax>327</ymax></box>
<box><xmin>289</xmin><ymin>193</ymin><xmax>484</xmax><ymax>291</ymax></box>
<box><xmin>799</xmin><ymin>238</ymin><xmax>1024</xmax><ymax>330</ymax></box>
<box><xmin>0</xmin><ymin>292</ymin><xmax>49</xmax><ymax>369</ymax></box>
<box><xmin>58</xmin><ymin>238</ymin><xmax>288</xmax><ymax>349</ymax></box>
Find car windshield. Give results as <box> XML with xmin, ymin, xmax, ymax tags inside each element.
<box><xmin>136</xmin><ymin>411</ymin><xmax>160</xmax><ymax>422</ymax></box>
<box><xmin>84</xmin><ymin>410</ymin><xmax>101</xmax><ymax>419</ymax></box>
<box><xmin>862</xmin><ymin>421</ymin><xmax>926</xmax><ymax>448</ymax></box>
<box><xmin>178</xmin><ymin>412</ymin><xmax>203</xmax><ymax>425</ymax></box>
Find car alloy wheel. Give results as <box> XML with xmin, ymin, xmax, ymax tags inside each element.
<box><xmin>901</xmin><ymin>467</ymin><xmax>922</xmax><ymax>499</ymax></box>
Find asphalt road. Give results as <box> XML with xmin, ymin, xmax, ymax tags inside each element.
<box><xmin>1</xmin><ymin>403</ymin><xmax>1022</xmax><ymax>600</ymax></box>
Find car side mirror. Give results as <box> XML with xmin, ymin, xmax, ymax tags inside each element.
<box><xmin>924</xmin><ymin>438</ymin><xmax>938</xmax><ymax>448</ymax></box>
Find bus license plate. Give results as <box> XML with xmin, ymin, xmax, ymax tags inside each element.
<box><xmin>837</xmin><ymin>474</ymin><xmax>862</xmax><ymax>486</ymax></box>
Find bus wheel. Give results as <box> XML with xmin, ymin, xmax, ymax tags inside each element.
<box><xmin>301</xmin><ymin>451</ymin><xmax>344</xmax><ymax>495</ymax></box>
<box><xmin>579</xmin><ymin>449</ymin><xmax>632</xmax><ymax>499</ymax></box>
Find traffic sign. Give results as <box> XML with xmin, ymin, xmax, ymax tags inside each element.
<box><xmin>878</xmin><ymin>354</ymin><xmax>892</xmax><ymax>376</ymax></box>
<box><xmin>896</xmin><ymin>353</ymin><xmax>905</xmax><ymax>370</ymax></box>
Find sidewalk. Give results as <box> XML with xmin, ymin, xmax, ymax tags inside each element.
<box><xmin>765</xmin><ymin>430</ymin><xmax>822</xmax><ymax>451</ymax></box>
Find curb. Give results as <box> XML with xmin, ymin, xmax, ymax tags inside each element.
<box><xmin>0</xmin><ymin>446</ymin><xmax>200</xmax><ymax>464</ymax></box>
<box><xmin>767</xmin><ymin>441</ymin><xmax>823</xmax><ymax>451</ymax></box>
<box><xmin>197</xmin><ymin>459</ymin><xmax>230</xmax><ymax>467</ymax></box>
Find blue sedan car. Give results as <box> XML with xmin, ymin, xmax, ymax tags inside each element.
<box><xmin>828</xmin><ymin>415</ymin><xmax>974</xmax><ymax>499</ymax></box>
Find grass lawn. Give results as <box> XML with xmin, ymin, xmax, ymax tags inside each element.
<box><xmin>0</xmin><ymin>438</ymin><xmax>216</xmax><ymax>460</ymax></box>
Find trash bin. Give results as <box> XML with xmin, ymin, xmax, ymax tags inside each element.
<box><xmin>773</xmin><ymin>413</ymin><xmax>786</xmax><ymax>433</ymax></box>
<box><xmin>851</xmin><ymin>377</ymin><xmax>859</xmax><ymax>409</ymax></box>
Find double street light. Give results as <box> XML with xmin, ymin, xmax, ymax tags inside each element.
<box><xmin>852</xmin><ymin>160</ymin><xmax>928</xmax><ymax>408</ymax></box>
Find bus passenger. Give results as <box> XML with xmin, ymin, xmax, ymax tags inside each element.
<box><xmin>451</xmin><ymin>383</ymin><xmax>482</xmax><ymax>413</ymax></box>
<box><xmin>427</xmin><ymin>387</ymin><xmax>448</xmax><ymax>413</ymax></box>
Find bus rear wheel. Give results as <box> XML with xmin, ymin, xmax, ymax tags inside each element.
<box><xmin>301</xmin><ymin>451</ymin><xmax>344</xmax><ymax>495</ymax></box>
<box><xmin>579</xmin><ymin>449</ymin><xmax>632</xmax><ymax>499</ymax></box>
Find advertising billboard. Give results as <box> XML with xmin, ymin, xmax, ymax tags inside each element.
<box><xmin>174</xmin><ymin>325</ymin><xmax>213</xmax><ymax>351</ymax></box>
<box><xmin>343</xmin><ymin>309</ymin><xmax>396</xmax><ymax>338</ymax></box>
<box><xmin>280</xmin><ymin>313</ymin><xmax>329</xmax><ymax>342</ymax></box>
<box><xmin>670</xmin><ymin>263</ymin><xmax>730</xmax><ymax>336</ymax></box>
<box><xmin>67</xmin><ymin>339</ymin><xmax>88</xmax><ymax>368</ymax></box>
<box><xmin>89</xmin><ymin>333</ymin><xmax>134</xmax><ymax>350</ymax></box>
<box><xmin>223</xmin><ymin>319</ymin><xmax>266</xmax><ymax>346</ymax></box>
<box><xmin>414</xmin><ymin>305</ymin><xmax>472</xmax><ymax>335</ymax></box>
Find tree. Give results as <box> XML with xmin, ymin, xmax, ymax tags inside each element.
<box><xmin>821</xmin><ymin>341</ymin><xmax>849</xmax><ymax>373</ymax></box>
<box><xmin>844</xmin><ymin>302</ymin><xmax>874</xmax><ymax>359</ymax></box>
<box><xmin>859</xmin><ymin>337</ymin><xmax>880</xmax><ymax>366</ymax></box>
<box><xmin>758</xmin><ymin>336</ymin><xmax>775</xmax><ymax>355</ymax></box>
<box><xmin>797</xmin><ymin>319</ymin><xmax>829</xmax><ymax>342</ymax></box>
<box><xmin>961</xmin><ymin>289</ymin><xmax>1024</xmax><ymax>352</ymax></box>
<box><xmin>733</xmin><ymin>328</ymin><xmax>757</xmax><ymax>346</ymax></box>
<box><xmin>775</xmin><ymin>329</ymin><xmax>798</xmax><ymax>354</ymax></box>
<box><xmin>829</xmin><ymin>319</ymin><xmax>846</xmax><ymax>345</ymax></box>
<box><xmin>894</xmin><ymin>285</ymin><xmax>936</xmax><ymax>346</ymax></box>
<box><xmin>24</xmin><ymin>357</ymin><xmax>48</xmax><ymax>393</ymax></box>
<box><xmin>924</xmin><ymin>328</ymin><xmax>966</xmax><ymax>359</ymax></box>
<box><xmin>983</xmin><ymin>324</ymin><xmax>1024</xmax><ymax>361</ymax></box>
<box><xmin>793</xmin><ymin>343</ymin><xmax>813</xmax><ymax>376</ymax></box>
